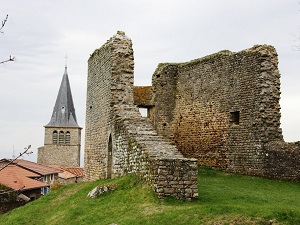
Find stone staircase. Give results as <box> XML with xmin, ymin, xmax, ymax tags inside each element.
<box><xmin>118</xmin><ymin>104</ymin><xmax>183</xmax><ymax>159</ymax></box>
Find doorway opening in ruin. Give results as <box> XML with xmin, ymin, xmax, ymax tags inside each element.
<box><xmin>107</xmin><ymin>134</ymin><xmax>113</xmax><ymax>179</ymax></box>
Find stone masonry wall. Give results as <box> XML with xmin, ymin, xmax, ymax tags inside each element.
<box><xmin>84</xmin><ymin>34</ymin><xmax>112</xmax><ymax>180</ymax></box>
<box><xmin>149</xmin><ymin>45</ymin><xmax>283</xmax><ymax>177</ymax></box>
<box><xmin>133</xmin><ymin>86</ymin><xmax>155</xmax><ymax>124</ymax></box>
<box><xmin>112</xmin><ymin>104</ymin><xmax>198</xmax><ymax>199</ymax></box>
<box><xmin>264</xmin><ymin>141</ymin><xmax>300</xmax><ymax>181</ymax></box>
<box><xmin>85</xmin><ymin>31</ymin><xmax>198</xmax><ymax>200</ymax></box>
<box><xmin>133</xmin><ymin>86</ymin><xmax>154</xmax><ymax>107</ymax></box>
<box><xmin>38</xmin><ymin>126</ymin><xmax>81</xmax><ymax>167</ymax></box>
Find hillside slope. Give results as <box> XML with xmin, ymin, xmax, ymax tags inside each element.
<box><xmin>0</xmin><ymin>168</ymin><xmax>299</xmax><ymax>225</ymax></box>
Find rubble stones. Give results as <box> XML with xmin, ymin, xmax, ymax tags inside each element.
<box><xmin>87</xmin><ymin>184</ymin><xmax>116</xmax><ymax>198</ymax></box>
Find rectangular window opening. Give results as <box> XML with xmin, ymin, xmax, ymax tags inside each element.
<box><xmin>230</xmin><ymin>111</ymin><xmax>240</xmax><ymax>125</ymax></box>
<box><xmin>139</xmin><ymin>107</ymin><xmax>148</xmax><ymax>118</ymax></box>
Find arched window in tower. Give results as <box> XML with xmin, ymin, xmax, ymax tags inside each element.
<box><xmin>59</xmin><ymin>131</ymin><xmax>65</xmax><ymax>144</ymax></box>
<box><xmin>65</xmin><ymin>131</ymin><xmax>70</xmax><ymax>144</ymax></box>
<box><xmin>52</xmin><ymin>131</ymin><xmax>58</xmax><ymax>144</ymax></box>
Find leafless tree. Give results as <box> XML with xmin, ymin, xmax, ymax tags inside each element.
<box><xmin>1</xmin><ymin>14</ymin><xmax>15</xmax><ymax>64</ymax></box>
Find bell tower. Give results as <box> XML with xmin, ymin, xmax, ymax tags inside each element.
<box><xmin>38</xmin><ymin>66</ymin><xmax>82</xmax><ymax>167</ymax></box>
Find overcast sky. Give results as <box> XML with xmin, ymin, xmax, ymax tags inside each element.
<box><xmin>1</xmin><ymin>0</ymin><xmax>300</xmax><ymax>164</ymax></box>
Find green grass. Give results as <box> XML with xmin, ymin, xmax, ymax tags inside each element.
<box><xmin>1</xmin><ymin>168</ymin><xmax>299</xmax><ymax>225</ymax></box>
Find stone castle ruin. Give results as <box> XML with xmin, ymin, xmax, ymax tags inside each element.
<box><xmin>135</xmin><ymin>44</ymin><xmax>300</xmax><ymax>180</ymax></box>
<box><xmin>84</xmin><ymin>31</ymin><xmax>198</xmax><ymax>200</ymax></box>
<box><xmin>84</xmin><ymin>31</ymin><xmax>300</xmax><ymax>199</ymax></box>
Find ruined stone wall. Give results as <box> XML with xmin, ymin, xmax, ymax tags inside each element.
<box><xmin>133</xmin><ymin>86</ymin><xmax>155</xmax><ymax>124</ymax></box>
<box><xmin>150</xmin><ymin>45</ymin><xmax>283</xmax><ymax>176</ymax></box>
<box><xmin>85</xmin><ymin>31</ymin><xmax>198</xmax><ymax>200</ymax></box>
<box><xmin>112</xmin><ymin>106</ymin><xmax>151</xmax><ymax>178</ymax></box>
<box><xmin>151</xmin><ymin>158</ymin><xmax>198</xmax><ymax>199</ymax></box>
<box><xmin>84</xmin><ymin>36</ymin><xmax>113</xmax><ymax>180</ymax></box>
<box><xmin>38</xmin><ymin>126</ymin><xmax>81</xmax><ymax>167</ymax></box>
<box><xmin>112</xmin><ymin>104</ymin><xmax>198</xmax><ymax>199</ymax></box>
<box><xmin>264</xmin><ymin>141</ymin><xmax>300</xmax><ymax>181</ymax></box>
<box><xmin>133</xmin><ymin>86</ymin><xmax>154</xmax><ymax>107</ymax></box>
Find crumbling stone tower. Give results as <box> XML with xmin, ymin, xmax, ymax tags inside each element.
<box><xmin>84</xmin><ymin>31</ymin><xmax>198</xmax><ymax>200</ymax></box>
<box><xmin>38</xmin><ymin>66</ymin><xmax>82</xmax><ymax>167</ymax></box>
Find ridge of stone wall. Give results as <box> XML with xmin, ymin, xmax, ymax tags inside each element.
<box><xmin>85</xmin><ymin>31</ymin><xmax>198</xmax><ymax>200</ymax></box>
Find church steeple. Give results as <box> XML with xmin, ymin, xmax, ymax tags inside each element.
<box><xmin>38</xmin><ymin>64</ymin><xmax>81</xmax><ymax>167</ymax></box>
<box><xmin>47</xmin><ymin>66</ymin><xmax>79</xmax><ymax>127</ymax></box>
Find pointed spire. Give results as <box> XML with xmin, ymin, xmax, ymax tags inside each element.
<box><xmin>47</xmin><ymin>66</ymin><xmax>79</xmax><ymax>127</ymax></box>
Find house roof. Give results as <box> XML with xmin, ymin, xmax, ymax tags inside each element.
<box><xmin>59</xmin><ymin>170</ymin><xmax>77</xmax><ymax>179</ymax></box>
<box><xmin>2</xmin><ymin>159</ymin><xmax>62</xmax><ymax>176</ymax></box>
<box><xmin>50</xmin><ymin>165</ymin><xmax>84</xmax><ymax>180</ymax></box>
<box><xmin>46</xmin><ymin>66</ymin><xmax>80</xmax><ymax>127</ymax></box>
<box><xmin>0</xmin><ymin>165</ymin><xmax>49</xmax><ymax>191</ymax></box>
<box><xmin>65</xmin><ymin>167</ymin><xmax>84</xmax><ymax>177</ymax></box>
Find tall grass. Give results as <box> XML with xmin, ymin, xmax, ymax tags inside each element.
<box><xmin>1</xmin><ymin>168</ymin><xmax>299</xmax><ymax>225</ymax></box>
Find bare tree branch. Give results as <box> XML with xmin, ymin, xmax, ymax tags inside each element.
<box><xmin>0</xmin><ymin>145</ymin><xmax>32</xmax><ymax>172</ymax></box>
<box><xmin>0</xmin><ymin>55</ymin><xmax>15</xmax><ymax>64</ymax></box>
<box><xmin>0</xmin><ymin>14</ymin><xmax>8</xmax><ymax>34</ymax></box>
<box><xmin>0</xmin><ymin>14</ymin><xmax>16</xmax><ymax>64</ymax></box>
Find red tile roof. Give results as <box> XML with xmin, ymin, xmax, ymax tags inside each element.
<box><xmin>0</xmin><ymin>165</ymin><xmax>49</xmax><ymax>191</ymax></box>
<box><xmin>3</xmin><ymin>159</ymin><xmax>62</xmax><ymax>176</ymax></box>
<box><xmin>50</xmin><ymin>165</ymin><xmax>84</xmax><ymax>179</ymax></box>
<box><xmin>65</xmin><ymin>167</ymin><xmax>84</xmax><ymax>177</ymax></box>
<box><xmin>59</xmin><ymin>170</ymin><xmax>77</xmax><ymax>179</ymax></box>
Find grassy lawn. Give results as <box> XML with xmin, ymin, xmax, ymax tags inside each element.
<box><xmin>0</xmin><ymin>167</ymin><xmax>299</xmax><ymax>225</ymax></box>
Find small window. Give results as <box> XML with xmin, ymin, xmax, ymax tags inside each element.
<box><xmin>50</xmin><ymin>174</ymin><xmax>54</xmax><ymax>181</ymax></box>
<box><xmin>52</xmin><ymin>131</ymin><xmax>58</xmax><ymax>144</ymax></box>
<box><xmin>42</xmin><ymin>187</ymin><xmax>50</xmax><ymax>195</ymax></box>
<box><xmin>65</xmin><ymin>131</ymin><xmax>70</xmax><ymax>144</ymax></box>
<box><xmin>43</xmin><ymin>175</ymin><xmax>47</xmax><ymax>182</ymax></box>
<box><xmin>59</xmin><ymin>131</ymin><xmax>65</xmax><ymax>144</ymax></box>
<box><xmin>230</xmin><ymin>111</ymin><xmax>240</xmax><ymax>125</ymax></box>
<box><xmin>139</xmin><ymin>108</ymin><xmax>148</xmax><ymax>117</ymax></box>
